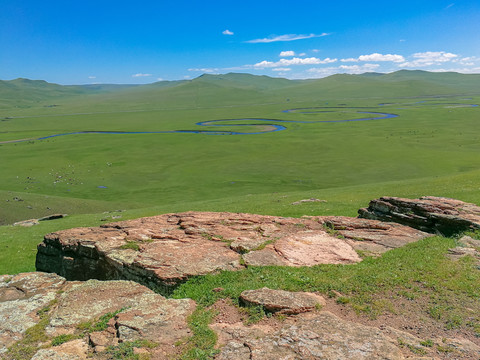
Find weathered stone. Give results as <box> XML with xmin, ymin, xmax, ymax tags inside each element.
<box><xmin>0</xmin><ymin>272</ymin><xmax>66</xmax><ymax>353</ymax></box>
<box><xmin>242</xmin><ymin>245</ymin><xmax>288</xmax><ymax>266</ymax></box>
<box><xmin>89</xmin><ymin>331</ymin><xmax>112</xmax><ymax>347</ymax></box>
<box><xmin>273</xmin><ymin>231</ymin><xmax>362</xmax><ymax>265</ymax></box>
<box><xmin>240</xmin><ymin>288</ymin><xmax>325</xmax><ymax>314</ymax></box>
<box><xmin>447</xmin><ymin>246</ymin><xmax>480</xmax><ymax>267</ymax></box>
<box><xmin>359</xmin><ymin>196</ymin><xmax>480</xmax><ymax>235</ymax></box>
<box><xmin>36</xmin><ymin>211</ymin><xmax>434</xmax><ymax>289</ymax></box>
<box><xmin>49</xmin><ymin>279</ymin><xmax>195</xmax><ymax>346</ymax></box>
<box><xmin>38</xmin><ymin>214</ymin><xmax>68</xmax><ymax>221</ymax></box>
<box><xmin>440</xmin><ymin>337</ymin><xmax>480</xmax><ymax>355</ymax></box>
<box><xmin>13</xmin><ymin>218</ymin><xmax>39</xmax><ymax>227</ymax></box>
<box><xmin>0</xmin><ymin>273</ymin><xmax>195</xmax><ymax>359</ymax></box>
<box><xmin>321</xmin><ymin>216</ymin><xmax>433</xmax><ymax>254</ymax></box>
<box><xmin>291</xmin><ymin>198</ymin><xmax>327</xmax><ymax>205</ymax></box>
<box><xmin>214</xmin><ymin>311</ymin><xmax>416</xmax><ymax>359</ymax></box>
<box><xmin>459</xmin><ymin>235</ymin><xmax>480</xmax><ymax>248</ymax></box>
<box><xmin>31</xmin><ymin>339</ymin><xmax>88</xmax><ymax>359</ymax></box>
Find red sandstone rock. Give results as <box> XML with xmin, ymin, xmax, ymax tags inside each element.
<box><xmin>358</xmin><ymin>196</ymin><xmax>480</xmax><ymax>235</ymax></box>
<box><xmin>240</xmin><ymin>288</ymin><xmax>326</xmax><ymax>314</ymax></box>
<box><xmin>0</xmin><ymin>272</ymin><xmax>195</xmax><ymax>359</ymax></box>
<box><xmin>36</xmin><ymin>211</ymin><xmax>432</xmax><ymax>289</ymax></box>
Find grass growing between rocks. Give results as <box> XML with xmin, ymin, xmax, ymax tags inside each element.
<box><xmin>172</xmin><ymin>234</ymin><xmax>480</xmax><ymax>355</ymax></box>
<box><xmin>104</xmin><ymin>340</ymin><xmax>157</xmax><ymax>360</ymax></box>
<box><xmin>179</xmin><ymin>309</ymin><xmax>219</xmax><ymax>360</ymax></box>
<box><xmin>173</xmin><ymin>236</ymin><xmax>479</xmax><ymax>309</ymax></box>
<box><xmin>5</xmin><ymin>300</ymin><xmax>57</xmax><ymax>360</ymax></box>
<box><xmin>5</xmin><ymin>306</ymin><xmax>135</xmax><ymax>360</ymax></box>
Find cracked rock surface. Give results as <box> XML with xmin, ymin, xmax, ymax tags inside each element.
<box><xmin>36</xmin><ymin>211</ymin><xmax>431</xmax><ymax>289</ymax></box>
<box><xmin>0</xmin><ymin>272</ymin><xmax>195</xmax><ymax>359</ymax></box>
<box><xmin>213</xmin><ymin>311</ymin><xmax>427</xmax><ymax>360</ymax></box>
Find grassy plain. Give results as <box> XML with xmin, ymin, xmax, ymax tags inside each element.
<box><xmin>1</xmin><ymin>71</ymin><xmax>480</xmax><ymax>359</ymax></box>
<box><xmin>1</xmin><ymin>71</ymin><xmax>480</xmax><ymax>272</ymax></box>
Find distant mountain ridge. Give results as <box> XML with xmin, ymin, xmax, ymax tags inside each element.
<box><xmin>1</xmin><ymin>70</ymin><xmax>479</xmax><ymax>110</ymax></box>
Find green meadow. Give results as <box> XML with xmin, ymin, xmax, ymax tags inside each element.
<box><xmin>1</xmin><ymin>70</ymin><xmax>480</xmax><ymax>359</ymax></box>
<box><xmin>1</xmin><ymin>70</ymin><xmax>480</xmax><ymax>272</ymax></box>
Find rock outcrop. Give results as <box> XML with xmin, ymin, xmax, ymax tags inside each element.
<box><xmin>0</xmin><ymin>272</ymin><xmax>66</xmax><ymax>353</ymax></box>
<box><xmin>213</xmin><ymin>311</ymin><xmax>425</xmax><ymax>360</ymax></box>
<box><xmin>0</xmin><ymin>272</ymin><xmax>195</xmax><ymax>359</ymax></box>
<box><xmin>359</xmin><ymin>196</ymin><xmax>480</xmax><ymax>235</ymax></box>
<box><xmin>36</xmin><ymin>211</ymin><xmax>431</xmax><ymax>290</ymax></box>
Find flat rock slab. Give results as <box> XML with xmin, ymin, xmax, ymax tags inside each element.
<box><xmin>0</xmin><ymin>272</ymin><xmax>195</xmax><ymax>359</ymax></box>
<box><xmin>213</xmin><ymin>311</ymin><xmax>423</xmax><ymax>360</ymax></box>
<box><xmin>321</xmin><ymin>216</ymin><xmax>433</xmax><ymax>256</ymax></box>
<box><xmin>359</xmin><ymin>196</ymin><xmax>480</xmax><ymax>235</ymax></box>
<box><xmin>240</xmin><ymin>288</ymin><xmax>326</xmax><ymax>314</ymax></box>
<box><xmin>36</xmin><ymin>211</ymin><xmax>431</xmax><ymax>289</ymax></box>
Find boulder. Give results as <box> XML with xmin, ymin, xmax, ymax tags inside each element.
<box><xmin>13</xmin><ymin>219</ymin><xmax>39</xmax><ymax>227</ymax></box>
<box><xmin>38</xmin><ymin>214</ymin><xmax>68</xmax><ymax>221</ymax></box>
<box><xmin>359</xmin><ymin>196</ymin><xmax>480</xmax><ymax>235</ymax></box>
<box><xmin>36</xmin><ymin>212</ymin><xmax>432</xmax><ymax>290</ymax></box>
<box><xmin>240</xmin><ymin>288</ymin><xmax>325</xmax><ymax>314</ymax></box>
<box><xmin>31</xmin><ymin>339</ymin><xmax>88</xmax><ymax>360</ymax></box>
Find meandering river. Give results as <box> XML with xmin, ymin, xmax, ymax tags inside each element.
<box><xmin>0</xmin><ymin>102</ymin><xmax>477</xmax><ymax>144</ymax></box>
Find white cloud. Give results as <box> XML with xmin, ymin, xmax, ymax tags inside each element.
<box><xmin>445</xmin><ymin>3</ymin><xmax>455</xmax><ymax>9</ymax></box>
<box><xmin>88</xmin><ymin>76</ymin><xmax>96</xmax><ymax>79</ymax></box>
<box><xmin>431</xmin><ymin>67</ymin><xmax>480</xmax><ymax>73</ymax></box>
<box><xmin>157</xmin><ymin>78</ymin><xmax>164</xmax><ymax>81</ymax></box>
<box><xmin>272</xmin><ymin>68</ymin><xmax>291</xmax><ymax>72</ymax></box>
<box><xmin>414</xmin><ymin>51</ymin><xmax>457</xmax><ymax>61</ymax></box>
<box><xmin>246</xmin><ymin>33</ymin><xmax>329</xmax><ymax>43</ymax></box>
<box><xmin>312</xmin><ymin>49</ymin><xmax>320</xmax><ymax>53</ymax></box>
<box><xmin>399</xmin><ymin>51</ymin><xmax>458</xmax><ymax>67</ymax></box>
<box><xmin>279</xmin><ymin>51</ymin><xmax>295</xmax><ymax>57</ymax></box>
<box><xmin>132</xmin><ymin>73</ymin><xmax>152</xmax><ymax>77</ymax></box>
<box><xmin>340</xmin><ymin>58</ymin><xmax>359</xmax><ymax>63</ymax></box>
<box><xmin>339</xmin><ymin>64</ymin><xmax>380</xmax><ymax>72</ymax></box>
<box><xmin>358</xmin><ymin>53</ymin><xmax>405</xmax><ymax>62</ymax></box>
<box><xmin>188</xmin><ymin>68</ymin><xmax>220</xmax><ymax>73</ymax></box>
<box><xmin>253</xmin><ymin>57</ymin><xmax>337</xmax><ymax>68</ymax></box>
<box><xmin>298</xmin><ymin>52</ymin><xmax>306</xmax><ymax>56</ymax></box>
<box><xmin>454</xmin><ymin>56</ymin><xmax>478</xmax><ymax>66</ymax></box>
<box><xmin>222</xmin><ymin>29</ymin><xmax>234</xmax><ymax>35</ymax></box>
<box><xmin>306</xmin><ymin>67</ymin><xmax>338</xmax><ymax>77</ymax></box>
<box><xmin>307</xmin><ymin>63</ymin><xmax>380</xmax><ymax>78</ymax></box>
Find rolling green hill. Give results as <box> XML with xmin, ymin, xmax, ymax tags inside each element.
<box><xmin>2</xmin><ymin>70</ymin><xmax>480</xmax><ymax>360</ymax></box>
<box><xmin>0</xmin><ymin>70</ymin><xmax>479</xmax><ymax>228</ymax></box>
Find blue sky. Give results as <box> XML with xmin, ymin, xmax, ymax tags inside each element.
<box><xmin>1</xmin><ymin>0</ymin><xmax>479</xmax><ymax>84</ymax></box>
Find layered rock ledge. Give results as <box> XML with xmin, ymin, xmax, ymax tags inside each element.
<box><xmin>36</xmin><ymin>211</ymin><xmax>430</xmax><ymax>291</ymax></box>
<box><xmin>359</xmin><ymin>196</ymin><xmax>480</xmax><ymax>235</ymax></box>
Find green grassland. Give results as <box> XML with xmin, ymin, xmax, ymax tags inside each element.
<box><xmin>2</xmin><ymin>71</ymin><xmax>480</xmax><ymax>358</ymax></box>
<box><xmin>0</xmin><ymin>70</ymin><xmax>479</xmax><ymax>272</ymax></box>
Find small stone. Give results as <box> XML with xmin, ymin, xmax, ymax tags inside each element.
<box><xmin>13</xmin><ymin>219</ymin><xmax>39</xmax><ymax>227</ymax></box>
<box><xmin>240</xmin><ymin>288</ymin><xmax>326</xmax><ymax>314</ymax></box>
